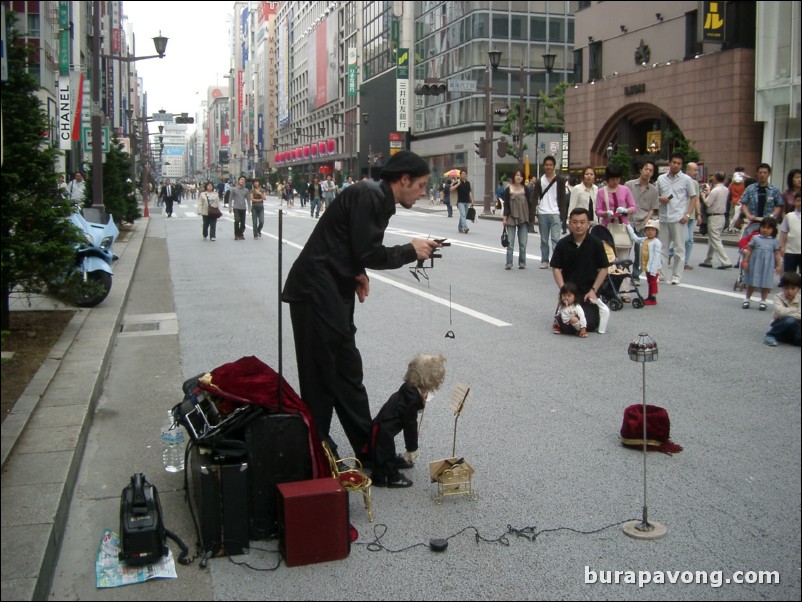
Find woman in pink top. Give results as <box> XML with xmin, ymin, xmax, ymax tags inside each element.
<box><xmin>596</xmin><ymin>164</ymin><xmax>637</xmax><ymax>227</ymax></box>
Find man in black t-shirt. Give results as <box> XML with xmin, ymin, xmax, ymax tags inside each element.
<box><xmin>550</xmin><ymin>208</ymin><xmax>610</xmax><ymax>332</ymax></box>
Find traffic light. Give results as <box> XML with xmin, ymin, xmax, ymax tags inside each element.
<box><xmin>175</xmin><ymin>113</ymin><xmax>194</xmax><ymax>124</ymax></box>
<box><xmin>497</xmin><ymin>137</ymin><xmax>508</xmax><ymax>158</ymax></box>
<box><xmin>415</xmin><ymin>80</ymin><xmax>447</xmax><ymax>96</ymax></box>
<box><xmin>474</xmin><ymin>138</ymin><xmax>487</xmax><ymax>159</ymax></box>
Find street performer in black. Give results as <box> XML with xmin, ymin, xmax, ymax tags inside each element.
<box><xmin>282</xmin><ymin>151</ymin><xmax>441</xmax><ymax>461</ymax></box>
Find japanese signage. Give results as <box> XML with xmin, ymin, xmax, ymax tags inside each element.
<box><xmin>396</xmin><ymin>48</ymin><xmax>409</xmax><ymax>132</ymax></box>
<box><xmin>348</xmin><ymin>47</ymin><xmax>358</xmax><ymax>97</ymax></box>
<box><xmin>703</xmin><ymin>1</ymin><xmax>725</xmax><ymax>42</ymax></box>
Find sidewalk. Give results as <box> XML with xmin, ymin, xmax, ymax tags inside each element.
<box><xmin>0</xmin><ymin>217</ymin><xmax>147</xmax><ymax>601</ymax></box>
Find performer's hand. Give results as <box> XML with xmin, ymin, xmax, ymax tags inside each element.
<box><xmin>412</xmin><ymin>238</ymin><xmax>440</xmax><ymax>261</ymax></box>
<box><xmin>355</xmin><ymin>274</ymin><xmax>370</xmax><ymax>303</ymax></box>
<box><xmin>404</xmin><ymin>449</ymin><xmax>419</xmax><ymax>463</ymax></box>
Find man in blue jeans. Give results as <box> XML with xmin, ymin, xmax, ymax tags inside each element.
<box><xmin>451</xmin><ymin>170</ymin><xmax>474</xmax><ymax>233</ymax></box>
<box><xmin>531</xmin><ymin>156</ymin><xmax>568</xmax><ymax>268</ymax></box>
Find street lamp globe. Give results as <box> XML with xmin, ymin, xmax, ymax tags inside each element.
<box><xmin>543</xmin><ymin>52</ymin><xmax>556</xmax><ymax>73</ymax></box>
<box><xmin>153</xmin><ymin>32</ymin><xmax>169</xmax><ymax>58</ymax></box>
<box><xmin>488</xmin><ymin>48</ymin><xmax>502</xmax><ymax>69</ymax></box>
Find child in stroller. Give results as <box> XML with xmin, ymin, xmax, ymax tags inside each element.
<box><xmin>589</xmin><ymin>224</ymin><xmax>645</xmax><ymax>310</ymax></box>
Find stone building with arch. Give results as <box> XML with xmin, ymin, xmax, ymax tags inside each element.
<box><xmin>565</xmin><ymin>1</ymin><xmax>797</xmax><ymax>181</ymax></box>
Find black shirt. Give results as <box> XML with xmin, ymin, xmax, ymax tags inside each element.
<box><xmin>550</xmin><ymin>234</ymin><xmax>610</xmax><ymax>296</ymax></box>
<box><xmin>282</xmin><ymin>180</ymin><xmax>417</xmax><ymax>336</ymax></box>
<box><xmin>454</xmin><ymin>180</ymin><xmax>472</xmax><ymax>204</ymax></box>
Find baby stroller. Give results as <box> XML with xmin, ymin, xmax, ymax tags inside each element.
<box><xmin>589</xmin><ymin>224</ymin><xmax>645</xmax><ymax>311</ymax></box>
<box><xmin>733</xmin><ymin>221</ymin><xmax>762</xmax><ymax>292</ymax></box>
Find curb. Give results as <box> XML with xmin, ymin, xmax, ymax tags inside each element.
<box><xmin>0</xmin><ymin>217</ymin><xmax>149</xmax><ymax>601</ymax></box>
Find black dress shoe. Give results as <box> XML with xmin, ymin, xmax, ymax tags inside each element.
<box><xmin>717</xmin><ymin>264</ymin><xmax>733</xmax><ymax>270</ymax></box>
<box><xmin>393</xmin><ymin>454</ymin><xmax>414</xmax><ymax>470</ymax></box>
<box><xmin>372</xmin><ymin>473</ymin><xmax>413</xmax><ymax>488</ymax></box>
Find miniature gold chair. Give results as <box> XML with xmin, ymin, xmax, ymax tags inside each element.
<box><xmin>321</xmin><ymin>441</ymin><xmax>374</xmax><ymax>522</ymax></box>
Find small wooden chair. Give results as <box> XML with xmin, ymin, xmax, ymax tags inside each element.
<box><xmin>321</xmin><ymin>441</ymin><xmax>374</xmax><ymax>522</ymax></box>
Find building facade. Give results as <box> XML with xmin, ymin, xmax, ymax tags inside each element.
<box><xmin>565</xmin><ymin>1</ymin><xmax>799</xmax><ymax>182</ymax></box>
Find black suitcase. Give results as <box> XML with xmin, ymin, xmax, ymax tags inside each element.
<box><xmin>188</xmin><ymin>444</ymin><xmax>251</xmax><ymax>556</ymax></box>
<box><xmin>247</xmin><ymin>208</ymin><xmax>314</xmax><ymax>540</ymax></box>
<box><xmin>246</xmin><ymin>414</ymin><xmax>313</xmax><ymax>539</ymax></box>
<box><xmin>220</xmin><ymin>460</ymin><xmax>249</xmax><ymax>555</ymax></box>
<box><xmin>188</xmin><ymin>445</ymin><xmax>222</xmax><ymax>555</ymax></box>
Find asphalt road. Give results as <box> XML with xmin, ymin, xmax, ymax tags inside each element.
<box><xmin>50</xmin><ymin>195</ymin><xmax>800</xmax><ymax>601</ymax></box>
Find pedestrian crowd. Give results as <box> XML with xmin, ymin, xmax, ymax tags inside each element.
<box><xmin>151</xmin><ymin>150</ymin><xmax>798</xmax><ymax>501</ymax></box>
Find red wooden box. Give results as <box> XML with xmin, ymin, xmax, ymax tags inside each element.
<box><xmin>277</xmin><ymin>478</ymin><xmax>349</xmax><ymax>567</ymax></box>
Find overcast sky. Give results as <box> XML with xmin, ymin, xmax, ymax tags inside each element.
<box><xmin>122</xmin><ymin>2</ymin><xmax>235</xmax><ymax>129</ymax></box>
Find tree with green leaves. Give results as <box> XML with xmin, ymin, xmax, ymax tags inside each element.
<box><xmin>85</xmin><ymin>133</ymin><xmax>139</xmax><ymax>223</ymax></box>
<box><xmin>500</xmin><ymin>101</ymin><xmax>535</xmax><ymax>165</ymax></box>
<box><xmin>500</xmin><ymin>81</ymin><xmax>570</xmax><ymax>169</ymax></box>
<box><xmin>662</xmin><ymin>128</ymin><xmax>702</xmax><ymax>164</ymax></box>
<box><xmin>609</xmin><ymin>145</ymin><xmax>634</xmax><ymax>182</ymax></box>
<box><xmin>0</xmin><ymin>15</ymin><xmax>83</xmax><ymax>330</ymax></box>
<box><xmin>540</xmin><ymin>81</ymin><xmax>570</xmax><ymax>133</ymax></box>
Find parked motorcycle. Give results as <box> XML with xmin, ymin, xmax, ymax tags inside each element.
<box><xmin>67</xmin><ymin>207</ymin><xmax>119</xmax><ymax>307</ymax></box>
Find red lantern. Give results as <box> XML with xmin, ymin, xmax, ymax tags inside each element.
<box><xmin>311</xmin><ymin>143</ymin><xmax>318</xmax><ymax>157</ymax></box>
<box><xmin>304</xmin><ymin>145</ymin><xmax>310</xmax><ymax>158</ymax></box>
<box><xmin>327</xmin><ymin>138</ymin><xmax>336</xmax><ymax>155</ymax></box>
<box><xmin>318</xmin><ymin>141</ymin><xmax>325</xmax><ymax>155</ymax></box>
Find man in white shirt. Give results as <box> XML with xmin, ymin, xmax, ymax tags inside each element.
<box><xmin>321</xmin><ymin>175</ymin><xmax>337</xmax><ymax>210</ymax></box>
<box><xmin>656</xmin><ymin>153</ymin><xmax>698</xmax><ymax>285</ymax></box>
<box><xmin>68</xmin><ymin>172</ymin><xmax>85</xmax><ymax>205</ymax></box>
<box><xmin>698</xmin><ymin>171</ymin><xmax>733</xmax><ymax>269</ymax></box>
<box><xmin>532</xmin><ymin>156</ymin><xmax>568</xmax><ymax>269</ymax></box>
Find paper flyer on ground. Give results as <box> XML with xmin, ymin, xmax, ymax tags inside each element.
<box><xmin>96</xmin><ymin>529</ymin><xmax>177</xmax><ymax>588</ymax></box>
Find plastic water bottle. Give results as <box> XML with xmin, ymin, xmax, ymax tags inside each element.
<box><xmin>161</xmin><ymin>410</ymin><xmax>185</xmax><ymax>472</ymax></box>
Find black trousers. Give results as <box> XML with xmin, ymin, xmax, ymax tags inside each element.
<box><xmin>288</xmin><ymin>302</ymin><xmax>372</xmax><ymax>457</ymax></box>
<box><xmin>370</xmin><ymin>422</ymin><xmax>399</xmax><ymax>480</ymax></box>
<box><xmin>164</xmin><ymin>198</ymin><xmax>174</xmax><ymax>216</ymax></box>
<box><xmin>233</xmin><ymin>208</ymin><xmax>246</xmax><ymax>237</ymax></box>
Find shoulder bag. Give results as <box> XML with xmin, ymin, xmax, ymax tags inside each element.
<box><xmin>206</xmin><ymin>194</ymin><xmax>223</xmax><ymax>219</ymax></box>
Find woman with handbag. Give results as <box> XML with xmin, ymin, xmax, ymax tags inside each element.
<box><xmin>596</xmin><ymin>165</ymin><xmax>638</xmax><ymax>300</ymax></box>
<box><xmin>502</xmin><ymin>170</ymin><xmax>533</xmax><ymax>270</ymax></box>
<box><xmin>198</xmin><ymin>181</ymin><xmax>222</xmax><ymax>241</ymax></box>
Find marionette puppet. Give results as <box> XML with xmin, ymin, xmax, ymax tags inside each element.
<box><xmin>368</xmin><ymin>354</ymin><xmax>446</xmax><ymax>488</ymax></box>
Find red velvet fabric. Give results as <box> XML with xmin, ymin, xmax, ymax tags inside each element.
<box><xmin>198</xmin><ymin>356</ymin><xmax>329</xmax><ymax>478</ymax></box>
<box><xmin>620</xmin><ymin>404</ymin><xmax>683</xmax><ymax>454</ymax></box>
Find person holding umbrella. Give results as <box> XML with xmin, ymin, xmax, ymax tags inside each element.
<box><xmin>442</xmin><ymin>168</ymin><xmax>459</xmax><ymax>218</ymax></box>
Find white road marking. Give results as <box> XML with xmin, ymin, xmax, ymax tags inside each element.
<box><xmin>271</xmin><ymin>230</ymin><xmax>511</xmax><ymax>327</ymax></box>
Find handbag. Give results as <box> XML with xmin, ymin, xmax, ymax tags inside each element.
<box><xmin>501</xmin><ymin>227</ymin><xmax>509</xmax><ymax>247</ymax></box>
<box><xmin>206</xmin><ymin>194</ymin><xmax>222</xmax><ymax>219</ymax></box>
<box><xmin>602</xmin><ymin>188</ymin><xmax>631</xmax><ymax>249</ymax></box>
<box><xmin>467</xmin><ymin>206</ymin><xmax>476</xmax><ymax>222</ymax></box>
